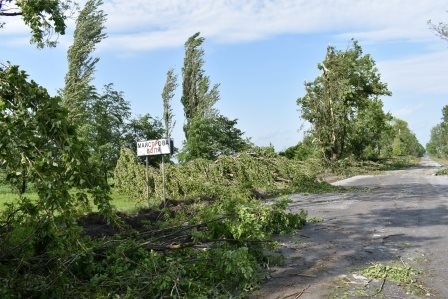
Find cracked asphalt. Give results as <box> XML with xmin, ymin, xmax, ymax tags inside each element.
<box><xmin>251</xmin><ymin>157</ymin><xmax>448</xmax><ymax>299</ymax></box>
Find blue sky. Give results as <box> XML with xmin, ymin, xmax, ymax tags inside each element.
<box><xmin>1</xmin><ymin>0</ymin><xmax>448</xmax><ymax>151</ymax></box>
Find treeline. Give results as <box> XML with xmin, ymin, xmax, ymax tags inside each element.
<box><xmin>427</xmin><ymin>106</ymin><xmax>448</xmax><ymax>158</ymax></box>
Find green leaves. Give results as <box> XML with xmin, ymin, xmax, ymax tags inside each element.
<box><xmin>179</xmin><ymin>115</ymin><xmax>251</xmax><ymax>162</ymax></box>
<box><xmin>297</xmin><ymin>40</ymin><xmax>391</xmax><ymax>162</ymax></box>
<box><xmin>2</xmin><ymin>0</ymin><xmax>71</xmax><ymax>47</ymax></box>
<box><xmin>427</xmin><ymin>105</ymin><xmax>448</xmax><ymax>158</ymax></box>
<box><xmin>0</xmin><ymin>63</ymin><xmax>111</xmax><ymax>215</ymax></box>
<box><xmin>178</xmin><ymin>33</ymin><xmax>250</xmax><ymax>162</ymax></box>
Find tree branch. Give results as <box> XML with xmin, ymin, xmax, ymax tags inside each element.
<box><xmin>0</xmin><ymin>11</ymin><xmax>22</xmax><ymax>16</ymax></box>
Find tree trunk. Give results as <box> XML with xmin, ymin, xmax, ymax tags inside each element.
<box><xmin>20</xmin><ymin>166</ymin><xmax>27</xmax><ymax>195</ymax></box>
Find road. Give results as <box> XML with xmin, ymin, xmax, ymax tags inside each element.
<box><xmin>251</xmin><ymin>157</ymin><xmax>448</xmax><ymax>298</ymax></box>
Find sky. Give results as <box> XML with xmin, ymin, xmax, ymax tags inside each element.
<box><xmin>1</xmin><ymin>0</ymin><xmax>448</xmax><ymax>152</ymax></box>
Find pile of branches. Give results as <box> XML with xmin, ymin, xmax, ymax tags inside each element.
<box><xmin>114</xmin><ymin>147</ymin><xmax>333</xmax><ymax>205</ymax></box>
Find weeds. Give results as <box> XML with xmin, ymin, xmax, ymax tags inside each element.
<box><xmin>435</xmin><ymin>168</ymin><xmax>448</xmax><ymax>176</ymax></box>
<box><xmin>362</xmin><ymin>262</ymin><xmax>428</xmax><ymax>296</ymax></box>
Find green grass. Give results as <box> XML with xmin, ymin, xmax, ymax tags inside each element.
<box><xmin>109</xmin><ymin>190</ymin><xmax>146</xmax><ymax>212</ymax></box>
<box><xmin>0</xmin><ymin>190</ymin><xmax>39</xmax><ymax>208</ymax></box>
<box><xmin>0</xmin><ymin>186</ymin><xmax>145</xmax><ymax>213</ymax></box>
<box><xmin>328</xmin><ymin>156</ymin><xmax>420</xmax><ymax>177</ymax></box>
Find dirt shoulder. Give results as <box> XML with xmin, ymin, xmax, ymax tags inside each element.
<box><xmin>251</xmin><ymin>157</ymin><xmax>448</xmax><ymax>298</ymax></box>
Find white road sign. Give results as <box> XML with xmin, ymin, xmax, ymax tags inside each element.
<box><xmin>137</xmin><ymin>139</ymin><xmax>172</xmax><ymax>156</ymax></box>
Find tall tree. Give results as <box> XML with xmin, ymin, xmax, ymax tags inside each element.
<box><xmin>427</xmin><ymin>106</ymin><xmax>448</xmax><ymax>158</ymax></box>
<box><xmin>297</xmin><ymin>40</ymin><xmax>391</xmax><ymax>161</ymax></box>
<box><xmin>90</xmin><ymin>83</ymin><xmax>131</xmax><ymax>180</ymax></box>
<box><xmin>179</xmin><ymin>33</ymin><xmax>250</xmax><ymax>162</ymax></box>
<box><xmin>389</xmin><ymin>118</ymin><xmax>424</xmax><ymax>157</ymax></box>
<box><xmin>178</xmin><ymin>115</ymin><xmax>250</xmax><ymax>162</ymax></box>
<box><xmin>162</xmin><ymin>68</ymin><xmax>177</xmax><ymax>138</ymax></box>
<box><xmin>122</xmin><ymin>114</ymin><xmax>165</xmax><ymax>166</ymax></box>
<box><xmin>62</xmin><ymin>0</ymin><xmax>132</xmax><ymax>181</ymax></box>
<box><xmin>181</xmin><ymin>32</ymin><xmax>219</xmax><ymax>137</ymax></box>
<box><xmin>62</xmin><ymin>0</ymin><xmax>106</xmax><ymax>127</ymax></box>
<box><xmin>122</xmin><ymin>114</ymin><xmax>165</xmax><ymax>153</ymax></box>
<box><xmin>0</xmin><ymin>0</ymin><xmax>73</xmax><ymax>47</ymax></box>
<box><xmin>349</xmin><ymin>98</ymin><xmax>393</xmax><ymax>159</ymax></box>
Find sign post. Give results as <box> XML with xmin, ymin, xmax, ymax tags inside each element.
<box><xmin>161</xmin><ymin>155</ymin><xmax>166</xmax><ymax>206</ymax></box>
<box><xmin>137</xmin><ymin>138</ymin><xmax>172</xmax><ymax>206</ymax></box>
<box><xmin>145</xmin><ymin>155</ymin><xmax>150</xmax><ymax>207</ymax></box>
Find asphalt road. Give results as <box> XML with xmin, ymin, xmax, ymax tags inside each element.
<box><xmin>251</xmin><ymin>157</ymin><xmax>448</xmax><ymax>299</ymax></box>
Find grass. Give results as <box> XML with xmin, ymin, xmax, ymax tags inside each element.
<box><xmin>329</xmin><ymin>261</ymin><xmax>428</xmax><ymax>298</ymax></box>
<box><xmin>0</xmin><ymin>186</ymin><xmax>145</xmax><ymax>213</ymax></box>
<box><xmin>109</xmin><ymin>189</ymin><xmax>146</xmax><ymax>212</ymax></box>
<box><xmin>361</xmin><ymin>262</ymin><xmax>428</xmax><ymax>296</ymax></box>
<box><xmin>425</xmin><ymin>155</ymin><xmax>448</xmax><ymax>176</ymax></box>
<box><xmin>327</xmin><ymin>156</ymin><xmax>421</xmax><ymax>178</ymax></box>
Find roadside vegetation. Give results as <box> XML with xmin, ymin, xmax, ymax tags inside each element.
<box><xmin>427</xmin><ymin>106</ymin><xmax>448</xmax><ymax>175</ymax></box>
<box><xmin>329</xmin><ymin>260</ymin><xmax>428</xmax><ymax>298</ymax></box>
<box><xmin>426</xmin><ymin>19</ymin><xmax>448</xmax><ymax>175</ymax></box>
<box><xmin>0</xmin><ymin>0</ymin><xmax>429</xmax><ymax>297</ymax></box>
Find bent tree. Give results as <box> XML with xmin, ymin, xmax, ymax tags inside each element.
<box><xmin>0</xmin><ymin>64</ymin><xmax>111</xmax><ymax>216</ymax></box>
<box><xmin>297</xmin><ymin>40</ymin><xmax>391</xmax><ymax>161</ymax></box>
<box><xmin>179</xmin><ymin>32</ymin><xmax>250</xmax><ymax>162</ymax></box>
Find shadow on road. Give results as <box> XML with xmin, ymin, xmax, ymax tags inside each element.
<box><xmin>252</xmin><ymin>178</ymin><xmax>448</xmax><ymax>298</ymax></box>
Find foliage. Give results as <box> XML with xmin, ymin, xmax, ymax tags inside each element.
<box><xmin>363</xmin><ymin>263</ymin><xmax>419</xmax><ymax>283</ymax></box>
<box><xmin>114</xmin><ymin>148</ymin><xmax>148</xmax><ymax>203</ymax></box>
<box><xmin>89</xmin><ymin>84</ymin><xmax>131</xmax><ymax>180</ymax></box>
<box><xmin>362</xmin><ymin>262</ymin><xmax>424</xmax><ymax>295</ymax></box>
<box><xmin>427</xmin><ymin>105</ymin><xmax>448</xmax><ymax>159</ymax></box>
<box><xmin>181</xmin><ymin>32</ymin><xmax>219</xmax><ymax>133</ymax></box>
<box><xmin>280</xmin><ymin>134</ymin><xmax>320</xmax><ymax>161</ymax></box>
<box><xmin>62</xmin><ymin>0</ymin><xmax>133</xmax><ymax>180</ymax></box>
<box><xmin>180</xmin><ymin>32</ymin><xmax>250</xmax><ymax>161</ymax></box>
<box><xmin>0</xmin><ymin>64</ymin><xmax>111</xmax><ymax>297</ymax></box>
<box><xmin>198</xmin><ymin>196</ymin><xmax>307</xmax><ymax>241</ymax></box>
<box><xmin>178</xmin><ymin>115</ymin><xmax>251</xmax><ymax>163</ymax></box>
<box><xmin>121</xmin><ymin>114</ymin><xmax>165</xmax><ymax>167</ymax></box>
<box><xmin>122</xmin><ymin>114</ymin><xmax>165</xmax><ymax>152</ymax></box>
<box><xmin>115</xmin><ymin>146</ymin><xmax>337</xmax><ymax>205</ymax></box>
<box><xmin>0</xmin><ymin>175</ymin><xmax>308</xmax><ymax>298</ymax></box>
<box><xmin>0</xmin><ymin>0</ymin><xmax>74</xmax><ymax>47</ymax></box>
<box><xmin>0</xmin><ymin>64</ymin><xmax>111</xmax><ymax>214</ymax></box>
<box><xmin>387</xmin><ymin>118</ymin><xmax>425</xmax><ymax>157</ymax></box>
<box><xmin>435</xmin><ymin>167</ymin><xmax>448</xmax><ymax>176</ymax></box>
<box><xmin>62</xmin><ymin>0</ymin><xmax>106</xmax><ymax>127</ymax></box>
<box><xmin>162</xmin><ymin>68</ymin><xmax>177</xmax><ymax>138</ymax></box>
<box><xmin>297</xmin><ymin>40</ymin><xmax>391</xmax><ymax>162</ymax></box>
<box><xmin>349</xmin><ymin>98</ymin><xmax>393</xmax><ymax>159</ymax></box>
<box><xmin>329</xmin><ymin>155</ymin><xmax>420</xmax><ymax>177</ymax></box>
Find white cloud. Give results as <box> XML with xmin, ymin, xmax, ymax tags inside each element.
<box><xmin>393</xmin><ymin>104</ymin><xmax>425</xmax><ymax>118</ymax></box>
<box><xmin>100</xmin><ymin>0</ymin><xmax>448</xmax><ymax>52</ymax></box>
<box><xmin>2</xmin><ymin>0</ymin><xmax>447</xmax><ymax>52</ymax></box>
<box><xmin>377</xmin><ymin>51</ymin><xmax>448</xmax><ymax>94</ymax></box>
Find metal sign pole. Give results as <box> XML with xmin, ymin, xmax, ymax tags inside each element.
<box><xmin>146</xmin><ymin>155</ymin><xmax>150</xmax><ymax>207</ymax></box>
<box><xmin>136</xmin><ymin>138</ymin><xmax>172</xmax><ymax>208</ymax></box>
<box><xmin>162</xmin><ymin>155</ymin><xmax>166</xmax><ymax>207</ymax></box>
